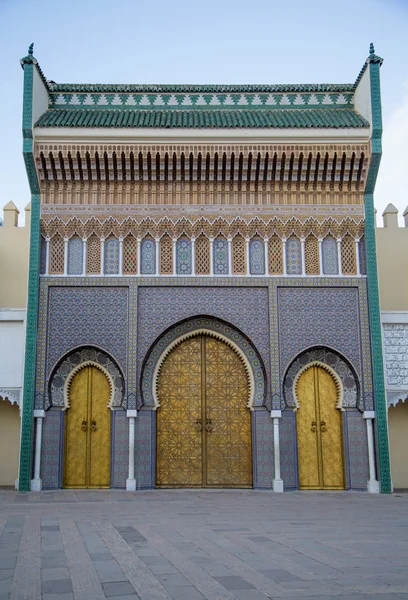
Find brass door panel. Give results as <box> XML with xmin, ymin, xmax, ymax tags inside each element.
<box><xmin>156</xmin><ymin>337</ymin><xmax>203</xmax><ymax>487</ymax></box>
<box><xmin>205</xmin><ymin>337</ymin><xmax>252</xmax><ymax>487</ymax></box>
<box><xmin>156</xmin><ymin>335</ymin><xmax>252</xmax><ymax>488</ymax></box>
<box><xmin>64</xmin><ymin>366</ymin><xmax>111</xmax><ymax>489</ymax></box>
<box><xmin>297</xmin><ymin>366</ymin><xmax>345</xmax><ymax>490</ymax></box>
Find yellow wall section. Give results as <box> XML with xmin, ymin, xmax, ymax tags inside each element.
<box><xmin>0</xmin><ymin>202</ymin><xmax>30</xmax><ymax>308</ymax></box>
<box><xmin>0</xmin><ymin>401</ymin><xmax>20</xmax><ymax>486</ymax></box>
<box><xmin>376</xmin><ymin>211</ymin><xmax>408</xmax><ymax>311</ymax></box>
<box><xmin>388</xmin><ymin>402</ymin><xmax>408</xmax><ymax>489</ymax></box>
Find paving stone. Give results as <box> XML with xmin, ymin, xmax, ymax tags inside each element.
<box><xmin>41</xmin><ymin>578</ymin><xmax>74</xmax><ymax>594</ymax></box>
<box><xmin>41</xmin><ymin>567</ymin><xmax>71</xmax><ymax>580</ymax></box>
<box><xmin>42</xmin><ymin>595</ymin><xmax>74</xmax><ymax>600</ymax></box>
<box><xmin>213</xmin><ymin>575</ymin><xmax>255</xmax><ymax>590</ymax></box>
<box><xmin>156</xmin><ymin>573</ymin><xmax>191</xmax><ymax>587</ymax></box>
<box><xmin>167</xmin><ymin>586</ymin><xmax>205</xmax><ymax>600</ymax></box>
<box><xmin>259</xmin><ymin>568</ymin><xmax>301</xmax><ymax>582</ymax></box>
<box><xmin>102</xmin><ymin>581</ymin><xmax>138</xmax><ymax>597</ymax></box>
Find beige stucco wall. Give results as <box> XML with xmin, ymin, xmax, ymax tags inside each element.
<box><xmin>0</xmin><ymin>202</ymin><xmax>30</xmax><ymax>308</ymax></box>
<box><xmin>376</xmin><ymin>211</ymin><xmax>408</xmax><ymax>311</ymax></box>
<box><xmin>388</xmin><ymin>402</ymin><xmax>408</xmax><ymax>489</ymax></box>
<box><xmin>0</xmin><ymin>400</ymin><xmax>20</xmax><ymax>486</ymax></box>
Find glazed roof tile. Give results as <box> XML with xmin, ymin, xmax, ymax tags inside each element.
<box><xmin>35</xmin><ymin>108</ymin><xmax>369</xmax><ymax>129</ymax></box>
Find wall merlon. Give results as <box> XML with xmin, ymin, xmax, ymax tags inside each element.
<box><xmin>403</xmin><ymin>206</ymin><xmax>408</xmax><ymax>228</ymax></box>
<box><xmin>3</xmin><ymin>202</ymin><xmax>20</xmax><ymax>227</ymax></box>
<box><xmin>382</xmin><ymin>203</ymin><xmax>399</xmax><ymax>228</ymax></box>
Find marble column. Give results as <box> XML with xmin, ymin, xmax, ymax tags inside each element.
<box><xmin>271</xmin><ymin>410</ymin><xmax>284</xmax><ymax>492</ymax></box>
<box><xmin>31</xmin><ymin>410</ymin><xmax>45</xmax><ymax>491</ymax></box>
<box><xmin>126</xmin><ymin>410</ymin><xmax>137</xmax><ymax>491</ymax></box>
<box><xmin>364</xmin><ymin>411</ymin><xmax>380</xmax><ymax>493</ymax></box>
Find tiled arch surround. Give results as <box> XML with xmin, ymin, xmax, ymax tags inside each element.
<box><xmin>38</xmin><ymin>276</ymin><xmax>372</xmax><ymax>490</ymax></box>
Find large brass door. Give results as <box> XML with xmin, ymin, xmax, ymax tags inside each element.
<box><xmin>156</xmin><ymin>335</ymin><xmax>252</xmax><ymax>488</ymax></box>
<box><xmin>64</xmin><ymin>366</ymin><xmax>111</xmax><ymax>488</ymax></box>
<box><xmin>296</xmin><ymin>366</ymin><xmax>345</xmax><ymax>490</ymax></box>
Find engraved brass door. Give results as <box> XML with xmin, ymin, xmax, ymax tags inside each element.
<box><xmin>64</xmin><ymin>366</ymin><xmax>111</xmax><ymax>488</ymax></box>
<box><xmin>156</xmin><ymin>335</ymin><xmax>252</xmax><ymax>488</ymax></box>
<box><xmin>296</xmin><ymin>366</ymin><xmax>345</xmax><ymax>490</ymax></box>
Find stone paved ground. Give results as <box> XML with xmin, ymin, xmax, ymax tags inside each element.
<box><xmin>0</xmin><ymin>490</ymin><xmax>408</xmax><ymax>600</ymax></box>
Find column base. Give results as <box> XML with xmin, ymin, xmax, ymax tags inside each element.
<box><xmin>126</xmin><ymin>478</ymin><xmax>136</xmax><ymax>491</ymax></box>
<box><xmin>273</xmin><ymin>479</ymin><xmax>284</xmax><ymax>493</ymax></box>
<box><xmin>367</xmin><ymin>479</ymin><xmax>380</xmax><ymax>494</ymax></box>
<box><xmin>30</xmin><ymin>478</ymin><xmax>42</xmax><ymax>492</ymax></box>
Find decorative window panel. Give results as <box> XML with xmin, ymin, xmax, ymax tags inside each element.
<box><xmin>286</xmin><ymin>236</ymin><xmax>301</xmax><ymax>275</ymax></box>
<box><xmin>195</xmin><ymin>235</ymin><xmax>210</xmax><ymax>274</ymax></box>
<box><xmin>67</xmin><ymin>236</ymin><xmax>83</xmax><ymax>275</ymax></box>
<box><xmin>322</xmin><ymin>235</ymin><xmax>339</xmax><ymax>275</ymax></box>
<box><xmin>176</xmin><ymin>237</ymin><xmax>192</xmax><ymax>275</ymax></box>
<box><xmin>104</xmin><ymin>237</ymin><xmax>120</xmax><ymax>275</ymax></box>
<box><xmin>141</xmin><ymin>237</ymin><xmax>156</xmax><ymax>275</ymax></box>
<box><xmin>86</xmin><ymin>234</ymin><xmax>101</xmax><ymax>274</ymax></box>
<box><xmin>305</xmin><ymin>235</ymin><xmax>319</xmax><ymax>275</ymax></box>
<box><xmin>341</xmin><ymin>234</ymin><xmax>356</xmax><ymax>275</ymax></box>
<box><xmin>213</xmin><ymin>236</ymin><xmax>229</xmax><ymax>275</ymax></box>
<box><xmin>123</xmin><ymin>235</ymin><xmax>138</xmax><ymax>274</ymax></box>
<box><xmin>249</xmin><ymin>238</ymin><xmax>265</xmax><ymax>275</ymax></box>
<box><xmin>49</xmin><ymin>234</ymin><xmax>64</xmax><ymax>274</ymax></box>
<box><xmin>232</xmin><ymin>235</ymin><xmax>246</xmax><ymax>275</ymax></box>
<box><xmin>160</xmin><ymin>235</ymin><xmax>173</xmax><ymax>274</ymax></box>
<box><xmin>359</xmin><ymin>236</ymin><xmax>367</xmax><ymax>275</ymax></box>
<box><xmin>268</xmin><ymin>235</ymin><xmax>283</xmax><ymax>274</ymax></box>
<box><xmin>40</xmin><ymin>236</ymin><xmax>47</xmax><ymax>275</ymax></box>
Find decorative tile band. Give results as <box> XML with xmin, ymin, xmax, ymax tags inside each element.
<box><xmin>49</xmin><ymin>92</ymin><xmax>354</xmax><ymax>110</ymax></box>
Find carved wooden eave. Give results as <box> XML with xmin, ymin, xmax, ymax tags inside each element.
<box><xmin>34</xmin><ymin>143</ymin><xmax>370</xmax><ymax>206</ymax></box>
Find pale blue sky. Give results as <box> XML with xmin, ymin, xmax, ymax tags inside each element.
<box><xmin>0</xmin><ymin>0</ymin><xmax>407</xmax><ymax>224</ymax></box>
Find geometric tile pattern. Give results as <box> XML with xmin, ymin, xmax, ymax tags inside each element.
<box><xmin>141</xmin><ymin>238</ymin><xmax>155</xmax><ymax>275</ymax></box>
<box><xmin>137</xmin><ymin>286</ymin><xmax>270</xmax><ymax>408</ymax></box>
<box><xmin>283</xmin><ymin>347</ymin><xmax>360</xmax><ymax>410</ymax></box>
<box><xmin>111</xmin><ymin>410</ymin><xmax>128</xmax><ymax>488</ymax></box>
<box><xmin>277</xmin><ymin>286</ymin><xmax>362</xmax><ymax>384</ymax></box>
<box><xmin>135</xmin><ymin>409</ymin><xmax>155</xmax><ymax>489</ymax></box>
<box><xmin>253</xmin><ymin>408</ymin><xmax>273</xmax><ymax>489</ymax></box>
<box><xmin>140</xmin><ymin>316</ymin><xmax>266</xmax><ymax>409</ymax></box>
<box><xmin>40</xmin><ymin>408</ymin><xmax>63</xmax><ymax>489</ymax></box>
<box><xmin>345</xmin><ymin>409</ymin><xmax>369</xmax><ymax>490</ymax></box>
<box><xmin>285</xmin><ymin>237</ymin><xmax>302</xmax><ymax>275</ymax></box>
<box><xmin>176</xmin><ymin>238</ymin><xmax>192</xmax><ymax>275</ymax></box>
<box><xmin>280</xmin><ymin>410</ymin><xmax>298</xmax><ymax>489</ymax></box>
<box><xmin>213</xmin><ymin>237</ymin><xmax>229</xmax><ymax>275</ymax></box>
<box><xmin>48</xmin><ymin>346</ymin><xmax>125</xmax><ymax>410</ymax></box>
<box><xmin>249</xmin><ymin>239</ymin><xmax>265</xmax><ymax>275</ymax></box>
<box><xmin>322</xmin><ymin>236</ymin><xmax>339</xmax><ymax>275</ymax></box>
<box><xmin>46</xmin><ymin>286</ymin><xmax>128</xmax><ymax>380</ymax></box>
<box><xmin>104</xmin><ymin>238</ymin><xmax>119</xmax><ymax>275</ymax></box>
<box><xmin>40</xmin><ymin>236</ymin><xmax>47</xmax><ymax>275</ymax></box>
<box><xmin>67</xmin><ymin>236</ymin><xmax>83</xmax><ymax>275</ymax></box>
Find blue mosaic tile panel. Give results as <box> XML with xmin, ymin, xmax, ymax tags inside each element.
<box><xmin>176</xmin><ymin>238</ymin><xmax>192</xmax><ymax>275</ymax></box>
<box><xmin>46</xmin><ymin>287</ymin><xmax>128</xmax><ymax>377</ymax></box>
<box><xmin>67</xmin><ymin>236</ymin><xmax>83</xmax><ymax>275</ymax></box>
<box><xmin>277</xmin><ymin>287</ymin><xmax>361</xmax><ymax>378</ymax></box>
<box><xmin>286</xmin><ymin>237</ymin><xmax>301</xmax><ymax>275</ymax></box>
<box><xmin>346</xmin><ymin>409</ymin><xmax>369</xmax><ymax>490</ymax></box>
<box><xmin>40</xmin><ymin>236</ymin><xmax>47</xmax><ymax>275</ymax></box>
<box><xmin>280</xmin><ymin>410</ymin><xmax>297</xmax><ymax>489</ymax></box>
<box><xmin>111</xmin><ymin>410</ymin><xmax>128</xmax><ymax>488</ymax></box>
<box><xmin>359</xmin><ymin>236</ymin><xmax>367</xmax><ymax>275</ymax></box>
<box><xmin>322</xmin><ymin>236</ymin><xmax>338</xmax><ymax>275</ymax></box>
<box><xmin>253</xmin><ymin>408</ymin><xmax>273</xmax><ymax>489</ymax></box>
<box><xmin>137</xmin><ymin>286</ymin><xmax>270</xmax><ymax>403</ymax></box>
<box><xmin>141</xmin><ymin>238</ymin><xmax>155</xmax><ymax>274</ymax></box>
<box><xmin>213</xmin><ymin>237</ymin><xmax>229</xmax><ymax>275</ymax></box>
<box><xmin>249</xmin><ymin>239</ymin><xmax>265</xmax><ymax>275</ymax></box>
<box><xmin>135</xmin><ymin>409</ymin><xmax>154</xmax><ymax>489</ymax></box>
<box><xmin>104</xmin><ymin>237</ymin><xmax>120</xmax><ymax>275</ymax></box>
<box><xmin>41</xmin><ymin>408</ymin><xmax>62</xmax><ymax>489</ymax></box>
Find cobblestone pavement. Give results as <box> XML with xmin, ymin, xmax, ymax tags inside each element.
<box><xmin>0</xmin><ymin>490</ymin><xmax>408</xmax><ymax>600</ymax></box>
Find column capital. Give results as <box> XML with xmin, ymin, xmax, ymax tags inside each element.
<box><xmin>271</xmin><ymin>410</ymin><xmax>282</xmax><ymax>419</ymax></box>
<box><xmin>33</xmin><ymin>409</ymin><xmax>45</xmax><ymax>418</ymax></box>
<box><xmin>126</xmin><ymin>410</ymin><xmax>137</xmax><ymax>418</ymax></box>
<box><xmin>363</xmin><ymin>410</ymin><xmax>376</xmax><ymax>419</ymax></box>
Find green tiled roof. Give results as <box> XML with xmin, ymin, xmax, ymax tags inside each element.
<box><xmin>35</xmin><ymin>108</ymin><xmax>369</xmax><ymax>129</ymax></box>
<box><xmin>48</xmin><ymin>83</ymin><xmax>355</xmax><ymax>94</ymax></box>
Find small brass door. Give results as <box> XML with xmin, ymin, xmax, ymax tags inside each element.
<box><xmin>64</xmin><ymin>366</ymin><xmax>111</xmax><ymax>488</ymax></box>
<box><xmin>156</xmin><ymin>335</ymin><xmax>252</xmax><ymax>488</ymax></box>
<box><xmin>296</xmin><ymin>366</ymin><xmax>345</xmax><ymax>490</ymax></box>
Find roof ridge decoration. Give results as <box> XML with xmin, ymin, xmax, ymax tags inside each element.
<box><xmin>20</xmin><ymin>43</ymin><xmax>50</xmax><ymax>91</ymax></box>
<box><xmin>354</xmin><ymin>42</ymin><xmax>384</xmax><ymax>88</ymax></box>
